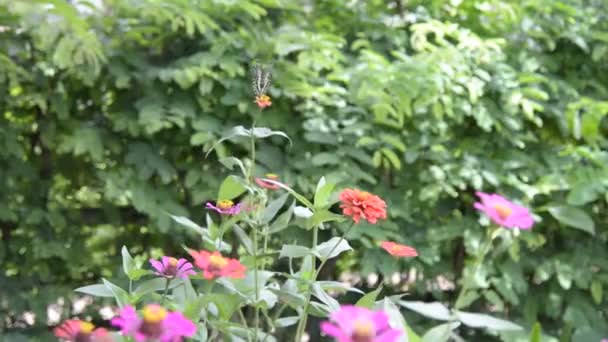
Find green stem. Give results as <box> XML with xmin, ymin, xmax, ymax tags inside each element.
<box><xmin>249</xmin><ymin>121</ymin><xmax>256</xmax><ymax>184</ymax></box>
<box><xmin>454</xmin><ymin>226</ymin><xmax>497</xmax><ymax>310</ymax></box>
<box><xmin>161</xmin><ymin>278</ymin><xmax>172</xmax><ymax>304</ymax></box>
<box><xmin>253</xmin><ymin>226</ymin><xmax>260</xmax><ymax>341</ymax></box>
<box><xmin>238</xmin><ymin>308</ymin><xmax>252</xmax><ymax>342</ymax></box>
<box><xmin>294</xmin><ymin>223</ymin><xmax>355</xmax><ymax>342</ymax></box>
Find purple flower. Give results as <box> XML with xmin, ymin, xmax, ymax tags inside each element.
<box><xmin>474</xmin><ymin>191</ymin><xmax>534</xmax><ymax>229</ymax></box>
<box><xmin>320</xmin><ymin>305</ymin><xmax>402</xmax><ymax>342</ymax></box>
<box><xmin>149</xmin><ymin>256</ymin><xmax>195</xmax><ymax>279</ymax></box>
<box><xmin>206</xmin><ymin>200</ymin><xmax>242</xmax><ymax>215</ymax></box>
<box><xmin>111</xmin><ymin>304</ymin><xmax>196</xmax><ymax>342</ymax></box>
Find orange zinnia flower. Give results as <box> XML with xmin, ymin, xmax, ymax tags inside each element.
<box><xmin>339</xmin><ymin>189</ymin><xmax>387</xmax><ymax>224</ymax></box>
<box><xmin>189</xmin><ymin>250</ymin><xmax>246</xmax><ymax>280</ymax></box>
<box><xmin>255</xmin><ymin>95</ymin><xmax>272</xmax><ymax>109</ymax></box>
<box><xmin>381</xmin><ymin>241</ymin><xmax>417</xmax><ymax>258</ymax></box>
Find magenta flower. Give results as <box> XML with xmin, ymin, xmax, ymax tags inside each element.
<box><xmin>149</xmin><ymin>256</ymin><xmax>195</xmax><ymax>279</ymax></box>
<box><xmin>205</xmin><ymin>200</ymin><xmax>242</xmax><ymax>215</ymax></box>
<box><xmin>111</xmin><ymin>304</ymin><xmax>196</xmax><ymax>342</ymax></box>
<box><xmin>474</xmin><ymin>191</ymin><xmax>534</xmax><ymax>229</ymax></box>
<box><xmin>320</xmin><ymin>305</ymin><xmax>402</xmax><ymax>342</ymax></box>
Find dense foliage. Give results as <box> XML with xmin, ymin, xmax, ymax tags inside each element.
<box><xmin>1</xmin><ymin>0</ymin><xmax>607</xmax><ymax>340</ymax></box>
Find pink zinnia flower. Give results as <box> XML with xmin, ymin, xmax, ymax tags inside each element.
<box><xmin>53</xmin><ymin>320</ymin><xmax>112</xmax><ymax>342</ymax></box>
<box><xmin>380</xmin><ymin>241</ymin><xmax>417</xmax><ymax>258</ymax></box>
<box><xmin>189</xmin><ymin>250</ymin><xmax>246</xmax><ymax>280</ymax></box>
<box><xmin>255</xmin><ymin>173</ymin><xmax>281</xmax><ymax>190</ymax></box>
<box><xmin>206</xmin><ymin>200</ymin><xmax>242</xmax><ymax>215</ymax></box>
<box><xmin>149</xmin><ymin>256</ymin><xmax>195</xmax><ymax>279</ymax></box>
<box><xmin>339</xmin><ymin>189</ymin><xmax>387</xmax><ymax>224</ymax></box>
<box><xmin>111</xmin><ymin>304</ymin><xmax>196</xmax><ymax>342</ymax></box>
<box><xmin>320</xmin><ymin>305</ymin><xmax>402</xmax><ymax>342</ymax></box>
<box><xmin>474</xmin><ymin>191</ymin><xmax>534</xmax><ymax>229</ymax></box>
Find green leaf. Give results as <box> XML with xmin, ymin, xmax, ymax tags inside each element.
<box><xmin>121</xmin><ymin>246</ymin><xmax>137</xmax><ymax>280</ymax></box>
<box><xmin>233</xmin><ymin>225</ymin><xmax>254</xmax><ymax>255</ymax></box>
<box><xmin>529</xmin><ymin>322</ymin><xmax>542</xmax><ymax>342</ymax></box>
<box><xmin>356</xmin><ymin>286</ymin><xmax>383</xmax><ymax>309</ymax></box>
<box><xmin>399</xmin><ymin>301</ymin><xmax>453</xmax><ymax>321</ymax></box>
<box><xmin>275</xmin><ymin>316</ymin><xmax>299</xmax><ymax>328</ymax></box>
<box><xmin>74</xmin><ymin>284</ymin><xmax>114</xmax><ymax>297</ymax></box>
<box><xmin>217</xmin><ymin>175</ymin><xmax>246</xmax><ymax>201</ymax></box>
<box><xmin>314</xmin><ymin>177</ymin><xmax>336</xmax><ymax>208</ymax></box>
<box><xmin>456</xmin><ymin>311</ymin><xmax>523</xmax><ymax>331</ymax></box>
<box><xmin>422</xmin><ymin>322</ymin><xmax>460</xmax><ymax>342</ymax></box>
<box><xmin>203</xmin><ymin>293</ymin><xmax>242</xmax><ymax>320</ymax></box>
<box><xmin>548</xmin><ymin>205</ymin><xmax>595</xmax><ymax>235</ymax></box>
<box><xmin>279</xmin><ymin>245</ymin><xmax>311</xmax><ymax>258</ymax></box>
<box><xmin>184</xmin><ymin>296</ymin><xmax>207</xmax><ymax>321</ymax></box>
<box><xmin>313</xmin><ymin>237</ymin><xmax>352</xmax><ymax>260</ymax></box>
<box><xmin>590</xmin><ymin>280</ymin><xmax>603</xmax><ymax>304</ymax></box>
<box><xmin>312</xmin><ymin>282</ymin><xmax>340</xmax><ymax>312</ymax></box>
<box><xmin>263</xmin><ymin>193</ymin><xmax>289</xmax><ymax>223</ymax></box>
<box><xmin>133</xmin><ymin>278</ymin><xmax>182</xmax><ymax>297</ymax></box>
<box><xmin>103</xmin><ymin>278</ymin><xmax>130</xmax><ymax>307</ymax></box>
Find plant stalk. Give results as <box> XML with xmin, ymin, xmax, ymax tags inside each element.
<box><xmin>294</xmin><ymin>223</ymin><xmax>355</xmax><ymax>342</ymax></box>
<box><xmin>454</xmin><ymin>226</ymin><xmax>498</xmax><ymax>310</ymax></box>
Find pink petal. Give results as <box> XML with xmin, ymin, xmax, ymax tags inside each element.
<box><xmin>370</xmin><ymin>310</ymin><xmax>390</xmax><ymax>331</ymax></box>
<box><xmin>320</xmin><ymin>322</ymin><xmax>352</xmax><ymax>342</ymax></box>
<box><xmin>376</xmin><ymin>328</ymin><xmax>403</xmax><ymax>342</ymax></box>
<box><xmin>149</xmin><ymin>259</ymin><xmax>165</xmax><ymax>273</ymax></box>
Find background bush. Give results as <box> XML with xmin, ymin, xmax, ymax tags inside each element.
<box><xmin>1</xmin><ymin>0</ymin><xmax>607</xmax><ymax>340</ymax></box>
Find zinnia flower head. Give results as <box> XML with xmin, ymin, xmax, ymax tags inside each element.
<box><xmin>381</xmin><ymin>241</ymin><xmax>417</xmax><ymax>258</ymax></box>
<box><xmin>206</xmin><ymin>200</ymin><xmax>242</xmax><ymax>215</ymax></box>
<box><xmin>255</xmin><ymin>173</ymin><xmax>281</xmax><ymax>190</ymax></box>
<box><xmin>339</xmin><ymin>189</ymin><xmax>387</xmax><ymax>224</ymax></box>
<box><xmin>189</xmin><ymin>250</ymin><xmax>246</xmax><ymax>279</ymax></box>
<box><xmin>111</xmin><ymin>304</ymin><xmax>195</xmax><ymax>342</ymax></box>
<box><xmin>53</xmin><ymin>320</ymin><xmax>112</xmax><ymax>342</ymax></box>
<box><xmin>255</xmin><ymin>94</ymin><xmax>272</xmax><ymax>109</ymax></box>
<box><xmin>320</xmin><ymin>305</ymin><xmax>402</xmax><ymax>342</ymax></box>
<box><xmin>149</xmin><ymin>256</ymin><xmax>195</xmax><ymax>279</ymax></box>
<box><xmin>474</xmin><ymin>191</ymin><xmax>534</xmax><ymax>229</ymax></box>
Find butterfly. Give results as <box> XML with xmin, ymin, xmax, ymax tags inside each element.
<box><xmin>251</xmin><ymin>63</ymin><xmax>272</xmax><ymax>97</ymax></box>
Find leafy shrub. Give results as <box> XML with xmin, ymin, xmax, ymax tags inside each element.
<box><xmin>1</xmin><ymin>0</ymin><xmax>607</xmax><ymax>340</ymax></box>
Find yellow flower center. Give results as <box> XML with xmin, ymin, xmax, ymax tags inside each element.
<box><xmin>209</xmin><ymin>254</ymin><xmax>229</xmax><ymax>269</ymax></box>
<box><xmin>168</xmin><ymin>257</ymin><xmax>178</xmax><ymax>267</ymax></box>
<box><xmin>217</xmin><ymin>200</ymin><xmax>234</xmax><ymax>210</ymax></box>
<box><xmin>493</xmin><ymin>203</ymin><xmax>512</xmax><ymax>220</ymax></box>
<box><xmin>352</xmin><ymin>319</ymin><xmax>374</xmax><ymax>342</ymax></box>
<box><xmin>265</xmin><ymin>173</ymin><xmax>278</xmax><ymax>179</ymax></box>
<box><xmin>79</xmin><ymin>321</ymin><xmax>95</xmax><ymax>334</ymax></box>
<box><xmin>143</xmin><ymin>305</ymin><xmax>168</xmax><ymax>323</ymax></box>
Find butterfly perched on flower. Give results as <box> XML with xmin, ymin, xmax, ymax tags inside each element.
<box><xmin>251</xmin><ymin>63</ymin><xmax>272</xmax><ymax>109</ymax></box>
